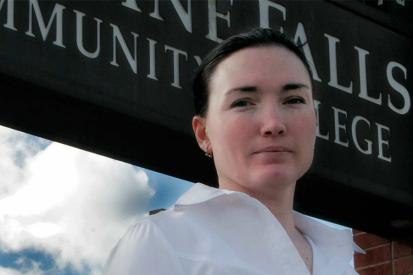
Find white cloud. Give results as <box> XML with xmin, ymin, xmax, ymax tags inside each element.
<box><xmin>0</xmin><ymin>267</ymin><xmax>21</xmax><ymax>275</ymax></box>
<box><xmin>0</xmin><ymin>127</ymin><xmax>42</xmax><ymax>199</ymax></box>
<box><xmin>0</xmin><ymin>266</ymin><xmax>42</xmax><ymax>275</ymax></box>
<box><xmin>0</xmin><ymin>126</ymin><xmax>155</xmax><ymax>273</ymax></box>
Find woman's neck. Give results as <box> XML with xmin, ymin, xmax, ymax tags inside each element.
<box><xmin>254</xmin><ymin>183</ymin><xmax>297</xmax><ymax>234</ymax></box>
<box><xmin>219</xmin><ymin>179</ymin><xmax>297</xmax><ymax>235</ymax></box>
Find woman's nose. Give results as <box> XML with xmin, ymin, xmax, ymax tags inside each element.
<box><xmin>259</xmin><ymin>107</ymin><xmax>286</xmax><ymax>137</ymax></box>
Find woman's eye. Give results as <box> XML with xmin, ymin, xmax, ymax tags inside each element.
<box><xmin>230</xmin><ymin>99</ymin><xmax>254</xmax><ymax>108</ymax></box>
<box><xmin>285</xmin><ymin>97</ymin><xmax>305</xmax><ymax>105</ymax></box>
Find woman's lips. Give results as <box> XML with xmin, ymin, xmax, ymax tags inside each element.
<box><xmin>252</xmin><ymin>146</ymin><xmax>293</xmax><ymax>154</ymax></box>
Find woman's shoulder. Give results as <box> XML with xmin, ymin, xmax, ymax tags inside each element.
<box><xmin>123</xmin><ymin>214</ymin><xmax>165</xmax><ymax>239</ymax></box>
<box><xmin>116</xmin><ymin>206</ymin><xmax>199</xmax><ymax>249</ymax></box>
<box><xmin>104</xmin><ymin>210</ymin><xmax>186</xmax><ymax>275</ymax></box>
<box><xmin>120</xmin><ymin>208</ymin><xmax>176</xmax><ymax>240</ymax></box>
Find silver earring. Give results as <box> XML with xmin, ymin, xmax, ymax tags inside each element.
<box><xmin>205</xmin><ymin>151</ymin><xmax>213</xmax><ymax>158</ymax></box>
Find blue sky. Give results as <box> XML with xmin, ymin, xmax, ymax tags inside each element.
<box><xmin>0</xmin><ymin>125</ymin><xmax>193</xmax><ymax>274</ymax></box>
<box><xmin>146</xmin><ymin>169</ymin><xmax>192</xmax><ymax>211</ymax></box>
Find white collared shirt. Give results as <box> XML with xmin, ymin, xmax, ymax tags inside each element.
<box><xmin>105</xmin><ymin>183</ymin><xmax>362</xmax><ymax>275</ymax></box>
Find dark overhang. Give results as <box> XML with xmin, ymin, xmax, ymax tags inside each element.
<box><xmin>0</xmin><ymin>0</ymin><xmax>412</xmax><ymax>242</ymax></box>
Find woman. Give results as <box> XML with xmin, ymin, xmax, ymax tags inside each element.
<box><xmin>105</xmin><ymin>28</ymin><xmax>361</xmax><ymax>275</ymax></box>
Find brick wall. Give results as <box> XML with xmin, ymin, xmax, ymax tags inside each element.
<box><xmin>353</xmin><ymin>230</ymin><xmax>413</xmax><ymax>275</ymax></box>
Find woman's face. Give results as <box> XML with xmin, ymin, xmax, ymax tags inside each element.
<box><xmin>193</xmin><ymin>46</ymin><xmax>316</xmax><ymax>194</ymax></box>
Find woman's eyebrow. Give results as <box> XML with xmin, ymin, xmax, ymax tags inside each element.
<box><xmin>225</xmin><ymin>83</ymin><xmax>310</xmax><ymax>96</ymax></box>
<box><xmin>225</xmin><ymin>86</ymin><xmax>257</xmax><ymax>96</ymax></box>
<box><xmin>282</xmin><ymin>83</ymin><xmax>310</xmax><ymax>92</ymax></box>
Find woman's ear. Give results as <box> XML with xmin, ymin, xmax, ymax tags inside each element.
<box><xmin>192</xmin><ymin>115</ymin><xmax>210</xmax><ymax>153</ymax></box>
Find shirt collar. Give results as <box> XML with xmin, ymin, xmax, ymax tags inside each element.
<box><xmin>176</xmin><ymin>182</ymin><xmax>364</xmax><ymax>255</ymax></box>
<box><xmin>294</xmin><ymin>211</ymin><xmax>364</xmax><ymax>254</ymax></box>
<box><xmin>175</xmin><ymin>182</ymin><xmax>235</xmax><ymax>206</ymax></box>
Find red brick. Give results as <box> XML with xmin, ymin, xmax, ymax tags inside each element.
<box><xmin>394</xmin><ymin>256</ymin><xmax>413</xmax><ymax>275</ymax></box>
<box><xmin>357</xmin><ymin>262</ymin><xmax>392</xmax><ymax>275</ymax></box>
<box><xmin>354</xmin><ymin>233</ymin><xmax>389</xmax><ymax>250</ymax></box>
<box><xmin>394</xmin><ymin>241</ymin><xmax>413</xmax><ymax>259</ymax></box>
<box><xmin>355</xmin><ymin>244</ymin><xmax>392</xmax><ymax>268</ymax></box>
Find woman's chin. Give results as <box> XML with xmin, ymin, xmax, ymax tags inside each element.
<box><xmin>249</xmin><ymin>169</ymin><xmax>297</xmax><ymax>189</ymax></box>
